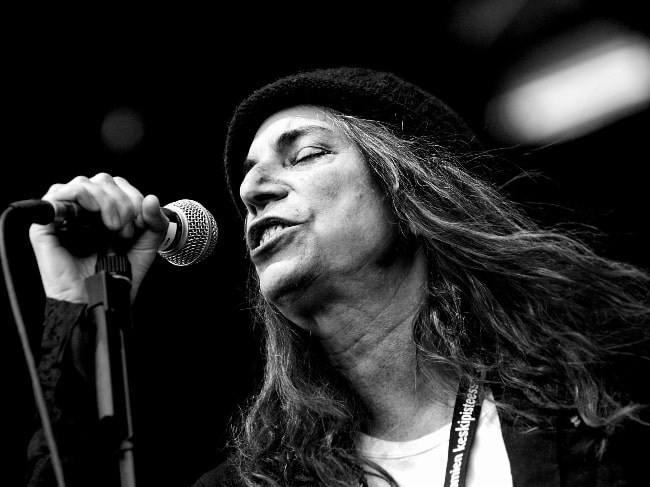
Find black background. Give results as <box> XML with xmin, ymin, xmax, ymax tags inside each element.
<box><xmin>3</xmin><ymin>3</ymin><xmax>649</xmax><ymax>486</ymax></box>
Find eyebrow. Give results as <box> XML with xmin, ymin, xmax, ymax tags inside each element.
<box><xmin>242</xmin><ymin>125</ymin><xmax>335</xmax><ymax>175</ymax></box>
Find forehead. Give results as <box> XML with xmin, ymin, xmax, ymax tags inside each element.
<box><xmin>249</xmin><ymin>105</ymin><xmax>334</xmax><ymax>150</ymax></box>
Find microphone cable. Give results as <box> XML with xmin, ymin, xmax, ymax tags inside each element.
<box><xmin>0</xmin><ymin>204</ymin><xmax>67</xmax><ymax>487</ymax></box>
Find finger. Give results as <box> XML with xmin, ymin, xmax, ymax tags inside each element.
<box><xmin>113</xmin><ymin>176</ymin><xmax>146</xmax><ymax>229</ymax></box>
<box><xmin>87</xmin><ymin>173</ymin><xmax>138</xmax><ymax>231</ymax></box>
<box><xmin>141</xmin><ymin>194</ymin><xmax>169</xmax><ymax>233</ymax></box>
<box><xmin>43</xmin><ymin>174</ymin><xmax>135</xmax><ymax>232</ymax></box>
<box><xmin>42</xmin><ymin>176</ymin><xmax>103</xmax><ymax>214</ymax></box>
<box><xmin>38</xmin><ymin>181</ymin><xmax>99</xmax><ymax>234</ymax></box>
<box><xmin>41</xmin><ymin>183</ymin><xmax>66</xmax><ymax>199</ymax></box>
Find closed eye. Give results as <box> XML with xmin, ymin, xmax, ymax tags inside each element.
<box><xmin>294</xmin><ymin>147</ymin><xmax>331</xmax><ymax>164</ymax></box>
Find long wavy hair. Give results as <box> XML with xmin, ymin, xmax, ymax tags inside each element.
<box><xmin>230</xmin><ymin>108</ymin><xmax>650</xmax><ymax>486</ymax></box>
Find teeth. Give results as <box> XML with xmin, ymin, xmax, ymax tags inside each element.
<box><xmin>258</xmin><ymin>224</ymin><xmax>286</xmax><ymax>247</ymax></box>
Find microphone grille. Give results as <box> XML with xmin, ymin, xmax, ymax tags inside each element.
<box><xmin>160</xmin><ymin>199</ymin><xmax>218</xmax><ymax>266</ymax></box>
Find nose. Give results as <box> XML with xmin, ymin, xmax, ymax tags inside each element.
<box><xmin>239</xmin><ymin>163</ymin><xmax>288</xmax><ymax>216</ymax></box>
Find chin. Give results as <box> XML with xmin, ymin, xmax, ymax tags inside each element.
<box><xmin>259</xmin><ymin>264</ymin><xmax>301</xmax><ymax>302</ymax></box>
<box><xmin>258</xmin><ymin>264</ymin><xmax>318</xmax><ymax>310</ymax></box>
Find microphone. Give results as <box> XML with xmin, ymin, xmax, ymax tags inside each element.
<box><xmin>10</xmin><ymin>198</ymin><xmax>218</xmax><ymax>266</ymax></box>
<box><xmin>157</xmin><ymin>199</ymin><xmax>218</xmax><ymax>266</ymax></box>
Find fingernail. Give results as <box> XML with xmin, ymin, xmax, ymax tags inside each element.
<box><xmin>120</xmin><ymin>222</ymin><xmax>134</xmax><ymax>239</ymax></box>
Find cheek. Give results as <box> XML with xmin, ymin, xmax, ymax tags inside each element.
<box><xmin>305</xmin><ymin>159</ymin><xmax>393</xmax><ymax>249</ymax></box>
<box><xmin>326</xmin><ymin>189</ymin><xmax>394</xmax><ymax>252</ymax></box>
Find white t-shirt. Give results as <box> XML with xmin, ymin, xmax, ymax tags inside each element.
<box><xmin>357</xmin><ymin>396</ymin><xmax>512</xmax><ymax>487</ymax></box>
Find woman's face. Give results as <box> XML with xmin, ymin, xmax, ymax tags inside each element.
<box><xmin>240</xmin><ymin>105</ymin><xmax>400</xmax><ymax>311</ymax></box>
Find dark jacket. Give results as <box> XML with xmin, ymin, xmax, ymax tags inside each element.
<box><xmin>26</xmin><ymin>299</ymin><xmax>648</xmax><ymax>486</ymax></box>
<box><xmin>190</xmin><ymin>417</ymin><xmax>647</xmax><ymax>487</ymax></box>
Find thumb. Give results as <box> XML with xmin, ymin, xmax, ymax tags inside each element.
<box><xmin>141</xmin><ymin>194</ymin><xmax>168</xmax><ymax>233</ymax></box>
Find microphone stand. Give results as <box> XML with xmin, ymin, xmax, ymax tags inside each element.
<box><xmin>85</xmin><ymin>239</ymin><xmax>136</xmax><ymax>487</ymax></box>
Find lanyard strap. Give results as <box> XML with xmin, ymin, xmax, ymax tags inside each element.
<box><xmin>443</xmin><ymin>381</ymin><xmax>481</xmax><ymax>487</ymax></box>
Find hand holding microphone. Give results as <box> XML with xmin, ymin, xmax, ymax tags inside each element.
<box><xmin>24</xmin><ymin>173</ymin><xmax>217</xmax><ymax>303</ymax></box>
<box><xmin>4</xmin><ymin>173</ymin><xmax>219</xmax><ymax>486</ymax></box>
<box><xmin>44</xmin><ymin>196</ymin><xmax>217</xmax><ymax>266</ymax></box>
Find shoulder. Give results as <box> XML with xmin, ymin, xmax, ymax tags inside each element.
<box><xmin>495</xmin><ymin>388</ymin><xmax>649</xmax><ymax>487</ymax></box>
<box><xmin>505</xmin><ymin>412</ymin><xmax>649</xmax><ymax>486</ymax></box>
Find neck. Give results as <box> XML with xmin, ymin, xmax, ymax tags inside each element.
<box><xmin>280</xmin><ymin>247</ymin><xmax>456</xmax><ymax>441</ymax></box>
<box><xmin>333</xmin><ymin>319</ymin><xmax>457</xmax><ymax>441</ymax></box>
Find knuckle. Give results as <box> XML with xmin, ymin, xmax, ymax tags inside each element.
<box><xmin>112</xmin><ymin>175</ymin><xmax>129</xmax><ymax>185</ymax></box>
<box><xmin>46</xmin><ymin>183</ymin><xmax>64</xmax><ymax>194</ymax></box>
<box><xmin>91</xmin><ymin>172</ymin><xmax>114</xmax><ymax>183</ymax></box>
<box><xmin>70</xmin><ymin>175</ymin><xmax>90</xmax><ymax>184</ymax></box>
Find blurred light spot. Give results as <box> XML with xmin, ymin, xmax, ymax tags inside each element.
<box><xmin>101</xmin><ymin>107</ymin><xmax>144</xmax><ymax>153</ymax></box>
<box><xmin>486</xmin><ymin>23</ymin><xmax>650</xmax><ymax>145</ymax></box>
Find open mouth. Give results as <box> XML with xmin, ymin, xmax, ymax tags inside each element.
<box><xmin>248</xmin><ymin>218</ymin><xmax>297</xmax><ymax>251</ymax></box>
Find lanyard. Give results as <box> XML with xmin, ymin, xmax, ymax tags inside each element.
<box><xmin>358</xmin><ymin>381</ymin><xmax>482</xmax><ymax>487</ymax></box>
<box><xmin>443</xmin><ymin>381</ymin><xmax>482</xmax><ymax>487</ymax></box>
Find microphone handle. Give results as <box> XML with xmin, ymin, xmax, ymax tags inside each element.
<box><xmin>9</xmin><ymin>199</ymin><xmax>176</xmax><ymax>226</ymax></box>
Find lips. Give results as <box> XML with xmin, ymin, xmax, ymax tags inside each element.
<box><xmin>247</xmin><ymin>217</ymin><xmax>299</xmax><ymax>251</ymax></box>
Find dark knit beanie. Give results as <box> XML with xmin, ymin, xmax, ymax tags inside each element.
<box><xmin>223</xmin><ymin>66</ymin><xmax>482</xmax><ymax>217</ymax></box>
